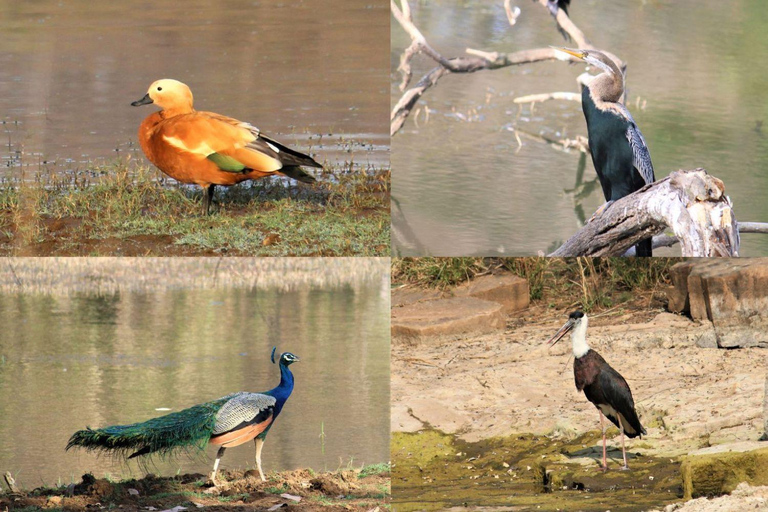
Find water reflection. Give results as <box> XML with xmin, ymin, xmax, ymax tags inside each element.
<box><xmin>0</xmin><ymin>0</ymin><xmax>389</xmax><ymax>178</ymax></box>
<box><xmin>0</xmin><ymin>283</ymin><xmax>389</xmax><ymax>487</ymax></box>
<box><xmin>392</xmin><ymin>0</ymin><xmax>768</xmax><ymax>256</ymax></box>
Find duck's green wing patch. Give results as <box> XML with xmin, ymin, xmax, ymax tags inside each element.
<box><xmin>207</xmin><ymin>153</ymin><xmax>247</xmax><ymax>173</ymax></box>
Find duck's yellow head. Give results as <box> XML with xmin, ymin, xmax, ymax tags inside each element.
<box><xmin>132</xmin><ymin>79</ymin><xmax>194</xmax><ymax>114</ymax></box>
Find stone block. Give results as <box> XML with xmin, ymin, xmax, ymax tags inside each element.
<box><xmin>454</xmin><ymin>273</ymin><xmax>529</xmax><ymax>315</ymax></box>
<box><xmin>681</xmin><ymin>443</ymin><xmax>768</xmax><ymax>499</ymax></box>
<box><xmin>391</xmin><ymin>296</ymin><xmax>505</xmax><ymax>344</ymax></box>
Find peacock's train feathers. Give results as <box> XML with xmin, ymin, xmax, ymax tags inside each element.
<box><xmin>66</xmin><ymin>395</ymin><xmax>234</xmax><ymax>460</ymax></box>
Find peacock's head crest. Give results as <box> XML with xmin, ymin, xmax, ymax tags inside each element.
<box><xmin>280</xmin><ymin>352</ymin><xmax>300</xmax><ymax>366</ymax></box>
<box><xmin>271</xmin><ymin>346</ymin><xmax>300</xmax><ymax>366</ymax></box>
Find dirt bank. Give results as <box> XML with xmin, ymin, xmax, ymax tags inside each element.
<box><xmin>0</xmin><ymin>466</ymin><xmax>390</xmax><ymax>511</ymax></box>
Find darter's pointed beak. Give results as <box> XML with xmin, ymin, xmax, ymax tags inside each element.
<box><xmin>551</xmin><ymin>46</ymin><xmax>587</xmax><ymax>61</ymax></box>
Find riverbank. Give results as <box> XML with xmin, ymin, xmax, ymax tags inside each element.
<box><xmin>0</xmin><ymin>160</ymin><xmax>389</xmax><ymax>256</ymax></box>
<box><xmin>0</xmin><ymin>465</ymin><xmax>390</xmax><ymax>511</ymax></box>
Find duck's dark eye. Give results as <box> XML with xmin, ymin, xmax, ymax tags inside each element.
<box><xmin>157</xmin><ymin>87</ymin><xmax>163</xmax><ymax>91</ymax></box>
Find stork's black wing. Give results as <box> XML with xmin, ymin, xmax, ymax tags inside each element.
<box><xmin>597</xmin><ymin>365</ymin><xmax>646</xmax><ymax>438</ymax></box>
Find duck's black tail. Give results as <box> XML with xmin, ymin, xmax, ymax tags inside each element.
<box><xmin>280</xmin><ymin>166</ymin><xmax>317</xmax><ymax>184</ymax></box>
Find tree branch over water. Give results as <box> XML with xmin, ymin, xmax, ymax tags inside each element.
<box><xmin>390</xmin><ymin>0</ymin><xmax>618</xmax><ymax>136</ymax></box>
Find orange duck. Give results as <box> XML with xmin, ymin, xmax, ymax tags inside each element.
<box><xmin>131</xmin><ymin>79</ymin><xmax>322</xmax><ymax>214</ymax></box>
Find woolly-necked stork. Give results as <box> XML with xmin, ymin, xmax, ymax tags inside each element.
<box><xmin>547</xmin><ymin>311</ymin><xmax>646</xmax><ymax>470</ymax></box>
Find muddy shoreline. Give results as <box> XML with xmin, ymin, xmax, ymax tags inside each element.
<box><xmin>1</xmin><ymin>466</ymin><xmax>390</xmax><ymax>511</ymax></box>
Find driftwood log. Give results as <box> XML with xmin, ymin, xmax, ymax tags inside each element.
<box><xmin>550</xmin><ymin>169</ymin><xmax>739</xmax><ymax>257</ymax></box>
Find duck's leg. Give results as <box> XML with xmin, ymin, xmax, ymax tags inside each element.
<box><xmin>202</xmin><ymin>184</ymin><xmax>216</xmax><ymax>215</ymax></box>
<box><xmin>210</xmin><ymin>446</ymin><xmax>226</xmax><ymax>483</ymax></box>
<box><xmin>599</xmin><ymin>410</ymin><xmax>608</xmax><ymax>471</ymax></box>
<box><xmin>617</xmin><ymin>417</ymin><xmax>629</xmax><ymax>470</ymax></box>
<box><xmin>254</xmin><ymin>437</ymin><xmax>266</xmax><ymax>482</ymax></box>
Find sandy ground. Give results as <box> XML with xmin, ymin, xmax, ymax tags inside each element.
<box><xmin>392</xmin><ymin>304</ymin><xmax>766</xmax><ymax>456</ymax></box>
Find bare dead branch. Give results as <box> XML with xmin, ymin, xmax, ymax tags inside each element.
<box><xmin>508</xmin><ymin>127</ymin><xmax>589</xmax><ymax>153</ymax></box>
<box><xmin>550</xmin><ymin>169</ymin><xmax>739</xmax><ymax>257</ymax></box>
<box><xmin>390</xmin><ymin>0</ymin><xmax>611</xmax><ymax>136</ymax></box>
<box><xmin>513</xmin><ymin>91</ymin><xmax>581</xmax><ymax>104</ymax></box>
<box><xmin>504</xmin><ymin>0</ymin><xmax>521</xmax><ymax>25</ymax></box>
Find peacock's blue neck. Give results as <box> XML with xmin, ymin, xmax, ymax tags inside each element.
<box><xmin>265</xmin><ymin>362</ymin><xmax>294</xmax><ymax>413</ymax></box>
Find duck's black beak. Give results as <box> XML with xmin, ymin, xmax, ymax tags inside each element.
<box><xmin>131</xmin><ymin>93</ymin><xmax>153</xmax><ymax>107</ymax></box>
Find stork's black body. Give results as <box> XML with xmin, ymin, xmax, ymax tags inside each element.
<box><xmin>547</xmin><ymin>310</ymin><xmax>646</xmax><ymax>470</ymax></box>
<box><xmin>555</xmin><ymin>47</ymin><xmax>656</xmax><ymax>257</ymax></box>
<box><xmin>575</xmin><ymin>349</ymin><xmax>645</xmax><ymax>439</ymax></box>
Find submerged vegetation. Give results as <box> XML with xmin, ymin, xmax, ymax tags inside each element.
<box><xmin>0</xmin><ymin>158</ymin><xmax>389</xmax><ymax>256</ymax></box>
<box><xmin>392</xmin><ymin>257</ymin><xmax>675</xmax><ymax>311</ymax></box>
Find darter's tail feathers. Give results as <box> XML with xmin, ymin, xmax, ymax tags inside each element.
<box><xmin>635</xmin><ymin>238</ymin><xmax>652</xmax><ymax>257</ymax></box>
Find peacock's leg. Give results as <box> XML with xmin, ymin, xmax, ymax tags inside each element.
<box><xmin>210</xmin><ymin>446</ymin><xmax>226</xmax><ymax>482</ymax></box>
<box><xmin>254</xmin><ymin>438</ymin><xmax>266</xmax><ymax>482</ymax></box>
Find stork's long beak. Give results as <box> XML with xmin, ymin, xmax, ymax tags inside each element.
<box><xmin>551</xmin><ymin>46</ymin><xmax>587</xmax><ymax>61</ymax></box>
<box><xmin>546</xmin><ymin>318</ymin><xmax>575</xmax><ymax>346</ymax></box>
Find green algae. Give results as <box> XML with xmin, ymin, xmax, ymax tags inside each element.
<box><xmin>681</xmin><ymin>447</ymin><xmax>768</xmax><ymax>499</ymax></box>
<box><xmin>393</xmin><ymin>429</ymin><xmax>683</xmax><ymax>511</ymax></box>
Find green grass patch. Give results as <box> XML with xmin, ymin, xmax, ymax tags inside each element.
<box><xmin>393</xmin><ymin>257</ymin><xmax>675</xmax><ymax>312</ymax></box>
<box><xmin>358</xmin><ymin>462</ymin><xmax>390</xmax><ymax>479</ymax></box>
<box><xmin>0</xmin><ymin>159</ymin><xmax>389</xmax><ymax>256</ymax></box>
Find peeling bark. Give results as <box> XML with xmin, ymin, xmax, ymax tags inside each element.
<box><xmin>550</xmin><ymin>169</ymin><xmax>740</xmax><ymax>257</ymax></box>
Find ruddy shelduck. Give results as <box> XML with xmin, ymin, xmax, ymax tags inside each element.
<box><xmin>132</xmin><ymin>79</ymin><xmax>322</xmax><ymax>214</ymax></box>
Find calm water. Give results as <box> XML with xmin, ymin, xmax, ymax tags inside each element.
<box><xmin>392</xmin><ymin>0</ymin><xmax>768</xmax><ymax>256</ymax></box>
<box><xmin>0</xmin><ymin>283</ymin><xmax>389</xmax><ymax>487</ymax></box>
<box><xmin>0</xmin><ymin>0</ymin><xmax>389</xmax><ymax>177</ymax></box>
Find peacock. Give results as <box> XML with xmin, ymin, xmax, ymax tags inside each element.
<box><xmin>67</xmin><ymin>348</ymin><xmax>299</xmax><ymax>482</ymax></box>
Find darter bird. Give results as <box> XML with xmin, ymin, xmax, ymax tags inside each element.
<box><xmin>554</xmin><ymin>47</ymin><xmax>656</xmax><ymax>256</ymax></box>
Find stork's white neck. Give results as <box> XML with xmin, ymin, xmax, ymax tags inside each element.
<box><xmin>571</xmin><ymin>317</ymin><xmax>590</xmax><ymax>358</ymax></box>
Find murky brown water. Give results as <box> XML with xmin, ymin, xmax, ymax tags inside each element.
<box><xmin>0</xmin><ymin>280</ymin><xmax>389</xmax><ymax>487</ymax></box>
<box><xmin>0</xmin><ymin>0</ymin><xmax>389</xmax><ymax>178</ymax></box>
<box><xmin>392</xmin><ymin>0</ymin><xmax>768</xmax><ymax>256</ymax></box>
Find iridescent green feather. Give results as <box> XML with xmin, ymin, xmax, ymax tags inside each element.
<box><xmin>66</xmin><ymin>396</ymin><xmax>231</xmax><ymax>459</ymax></box>
<box><xmin>207</xmin><ymin>153</ymin><xmax>246</xmax><ymax>173</ymax></box>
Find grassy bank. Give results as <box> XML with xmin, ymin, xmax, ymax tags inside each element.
<box><xmin>0</xmin><ymin>160</ymin><xmax>389</xmax><ymax>256</ymax></box>
<box><xmin>0</xmin><ymin>465</ymin><xmax>391</xmax><ymax>511</ymax></box>
<box><xmin>392</xmin><ymin>257</ymin><xmax>676</xmax><ymax>312</ymax></box>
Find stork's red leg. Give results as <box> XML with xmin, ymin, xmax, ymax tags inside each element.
<box><xmin>617</xmin><ymin>416</ymin><xmax>629</xmax><ymax>470</ymax></box>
